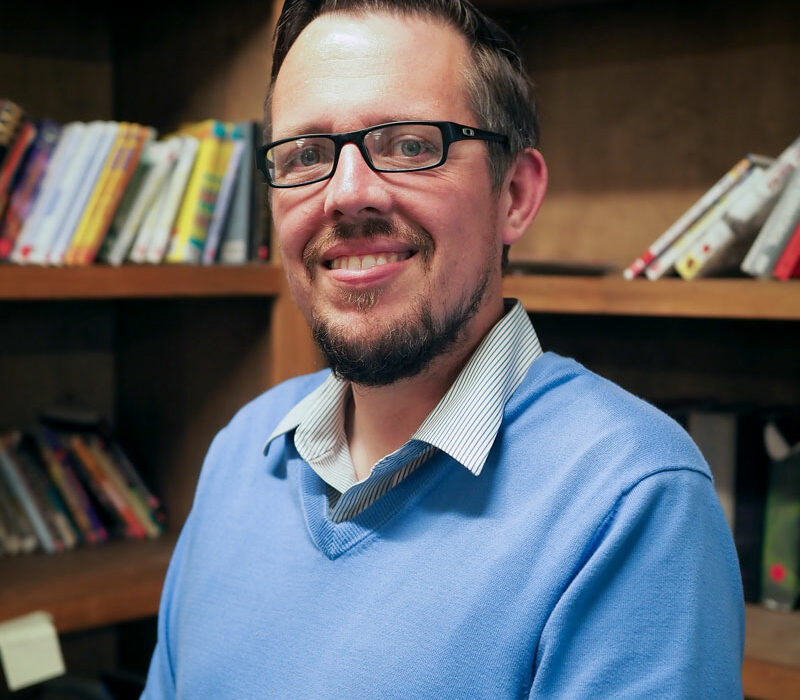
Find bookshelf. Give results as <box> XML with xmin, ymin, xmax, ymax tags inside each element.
<box><xmin>0</xmin><ymin>266</ymin><xmax>319</xmax><ymax>635</ymax></box>
<box><xmin>1</xmin><ymin>0</ymin><xmax>798</xmax><ymax>699</ymax></box>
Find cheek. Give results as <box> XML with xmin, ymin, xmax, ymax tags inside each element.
<box><xmin>273</xmin><ymin>197</ymin><xmax>318</xmax><ymax>263</ymax></box>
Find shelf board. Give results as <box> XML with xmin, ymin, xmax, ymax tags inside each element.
<box><xmin>743</xmin><ymin>604</ymin><xmax>800</xmax><ymax>700</ymax></box>
<box><xmin>503</xmin><ymin>275</ymin><xmax>800</xmax><ymax>321</ymax></box>
<box><xmin>0</xmin><ymin>537</ymin><xmax>175</xmax><ymax>633</ymax></box>
<box><xmin>0</xmin><ymin>264</ymin><xmax>285</xmax><ymax>301</ymax></box>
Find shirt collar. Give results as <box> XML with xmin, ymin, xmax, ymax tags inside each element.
<box><xmin>265</xmin><ymin>299</ymin><xmax>542</xmax><ymax>477</ymax></box>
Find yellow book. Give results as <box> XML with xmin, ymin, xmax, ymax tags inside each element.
<box><xmin>64</xmin><ymin>123</ymin><xmax>131</xmax><ymax>265</ymax></box>
<box><xmin>79</xmin><ymin>125</ymin><xmax>152</xmax><ymax>265</ymax></box>
<box><xmin>165</xmin><ymin>120</ymin><xmax>228</xmax><ymax>263</ymax></box>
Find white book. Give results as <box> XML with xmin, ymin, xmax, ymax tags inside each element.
<box><xmin>201</xmin><ymin>138</ymin><xmax>245</xmax><ymax>265</ymax></box>
<box><xmin>10</xmin><ymin>122</ymin><xmax>85</xmax><ymax>264</ymax></box>
<box><xmin>645</xmin><ymin>166</ymin><xmax>762</xmax><ymax>280</ymax></box>
<box><xmin>741</xmin><ymin>166</ymin><xmax>800</xmax><ymax>277</ymax></box>
<box><xmin>623</xmin><ymin>155</ymin><xmax>756</xmax><ymax>280</ymax></box>
<box><xmin>105</xmin><ymin>139</ymin><xmax>180</xmax><ymax>266</ymax></box>
<box><xmin>726</xmin><ymin>133</ymin><xmax>800</xmax><ymax>233</ymax></box>
<box><xmin>25</xmin><ymin>122</ymin><xmax>106</xmax><ymax>265</ymax></box>
<box><xmin>44</xmin><ymin>122</ymin><xmax>120</xmax><ymax>265</ymax></box>
<box><xmin>128</xmin><ymin>136</ymin><xmax>197</xmax><ymax>263</ymax></box>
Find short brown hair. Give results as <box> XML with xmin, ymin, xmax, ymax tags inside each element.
<box><xmin>266</xmin><ymin>0</ymin><xmax>539</xmax><ymax>190</ymax></box>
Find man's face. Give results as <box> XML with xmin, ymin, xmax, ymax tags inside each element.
<box><xmin>270</xmin><ymin>12</ymin><xmax>509</xmax><ymax>385</ymax></box>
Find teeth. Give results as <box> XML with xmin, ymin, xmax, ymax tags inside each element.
<box><xmin>329</xmin><ymin>252</ymin><xmax>408</xmax><ymax>270</ymax></box>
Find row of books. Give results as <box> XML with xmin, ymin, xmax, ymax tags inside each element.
<box><xmin>0</xmin><ymin>98</ymin><xmax>269</xmax><ymax>267</ymax></box>
<box><xmin>668</xmin><ymin>403</ymin><xmax>800</xmax><ymax>612</ymax></box>
<box><xmin>625</xmin><ymin>133</ymin><xmax>800</xmax><ymax>281</ymax></box>
<box><xmin>0</xmin><ymin>420</ymin><xmax>164</xmax><ymax>557</ymax></box>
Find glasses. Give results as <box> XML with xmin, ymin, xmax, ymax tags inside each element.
<box><xmin>256</xmin><ymin>121</ymin><xmax>508</xmax><ymax>188</ymax></box>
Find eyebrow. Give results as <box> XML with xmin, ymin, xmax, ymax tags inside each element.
<box><xmin>272</xmin><ymin>116</ymin><xmax>428</xmax><ymax>140</ymax></box>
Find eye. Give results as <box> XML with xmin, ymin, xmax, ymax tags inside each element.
<box><xmin>398</xmin><ymin>139</ymin><xmax>424</xmax><ymax>157</ymax></box>
<box><xmin>388</xmin><ymin>136</ymin><xmax>432</xmax><ymax>159</ymax></box>
<box><xmin>298</xmin><ymin>148</ymin><xmax>320</xmax><ymax>166</ymax></box>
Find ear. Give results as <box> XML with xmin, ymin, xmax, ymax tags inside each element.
<box><xmin>498</xmin><ymin>148</ymin><xmax>548</xmax><ymax>246</ymax></box>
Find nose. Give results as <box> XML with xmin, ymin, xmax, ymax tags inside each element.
<box><xmin>323</xmin><ymin>143</ymin><xmax>391</xmax><ymax>221</ymax></box>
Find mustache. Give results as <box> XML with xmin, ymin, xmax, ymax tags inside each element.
<box><xmin>303</xmin><ymin>219</ymin><xmax>434</xmax><ymax>276</ymax></box>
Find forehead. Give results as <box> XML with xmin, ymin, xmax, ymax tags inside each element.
<box><xmin>271</xmin><ymin>11</ymin><xmax>475</xmax><ymax>136</ymax></box>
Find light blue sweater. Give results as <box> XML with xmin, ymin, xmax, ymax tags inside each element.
<box><xmin>143</xmin><ymin>353</ymin><xmax>744</xmax><ymax>698</ymax></box>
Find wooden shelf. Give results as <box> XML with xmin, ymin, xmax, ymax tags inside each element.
<box><xmin>0</xmin><ymin>537</ymin><xmax>175</xmax><ymax>633</ymax></box>
<box><xmin>743</xmin><ymin>605</ymin><xmax>800</xmax><ymax>700</ymax></box>
<box><xmin>503</xmin><ymin>275</ymin><xmax>800</xmax><ymax>321</ymax></box>
<box><xmin>0</xmin><ymin>264</ymin><xmax>284</xmax><ymax>301</ymax></box>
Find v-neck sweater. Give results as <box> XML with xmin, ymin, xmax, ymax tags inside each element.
<box><xmin>144</xmin><ymin>352</ymin><xmax>744</xmax><ymax>699</ymax></box>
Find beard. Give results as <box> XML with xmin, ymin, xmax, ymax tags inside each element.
<box><xmin>305</xmin><ymin>218</ymin><xmax>493</xmax><ymax>387</ymax></box>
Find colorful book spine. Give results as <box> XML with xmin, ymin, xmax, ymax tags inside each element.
<box><xmin>0</xmin><ymin>119</ymin><xmax>61</xmax><ymax>260</ymax></box>
<box><xmin>645</xmin><ymin>165</ymin><xmax>762</xmax><ymax>280</ymax></box>
<box><xmin>0</xmin><ymin>435</ymin><xmax>60</xmax><ymax>553</ymax></box>
<box><xmin>165</xmin><ymin>120</ymin><xmax>227</xmax><ymax>263</ymax></box>
<box><xmin>80</xmin><ymin>125</ymin><xmax>152</xmax><ymax>265</ymax></box>
<box><xmin>623</xmin><ymin>156</ymin><xmax>754</xmax><ymax>279</ymax></box>
<box><xmin>202</xmin><ymin>138</ymin><xmax>245</xmax><ymax>264</ymax></box>
<box><xmin>741</xmin><ymin>166</ymin><xmax>800</xmax><ymax>277</ymax></box>
<box><xmin>63</xmin><ymin>123</ymin><xmax>131</xmax><ymax>265</ymax></box>
<box><xmin>0</xmin><ymin>120</ymin><xmax>36</xmax><ymax>213</ymax></box>
<box><xmin>69</xmin><ymin>435</ymin><xmax>147</xmax><ymax>539</ymax></box>
<box><xmin>772</xmin><ymin>219</ymin><xmax>800</xmax><ymax>280</ymax></box>
<box><xmin>761</xmin><ymin>448</ymin><xmax>800</xmax><ymax>611</ymax></box>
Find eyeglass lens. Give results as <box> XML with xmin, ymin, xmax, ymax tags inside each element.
<box><xmin>267</xmin><ymin>123</ymin><xmax>445</xmax><ymax>185</ymax></box>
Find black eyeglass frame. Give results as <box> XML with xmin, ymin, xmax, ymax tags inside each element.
<box><xmin>255</xmin><ymin>120</ymin><xmax>509</xmax><ymax>188</ymax></box>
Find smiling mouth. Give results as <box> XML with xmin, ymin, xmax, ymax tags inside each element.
<box><xmin>327</xmin><ymin>251</ymin><xmax>413</xmax><ymax>271</ymax></box>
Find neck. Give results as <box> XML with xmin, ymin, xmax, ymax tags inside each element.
<box><xmin>344</xmin><ymin>297</ymin><xmax>506</xmax><ymax>481</ymax></box>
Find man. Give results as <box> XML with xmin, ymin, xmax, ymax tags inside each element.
<box><xmin>143</xmin><ymin>1</ymin><xmax>744</xmax><ymax>697</ymax></box>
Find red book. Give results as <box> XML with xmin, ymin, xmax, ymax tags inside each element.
<box><xmin>772</xmin><ymin>218</ymin><xmax>800</xmax><ymax>280</ymax></box>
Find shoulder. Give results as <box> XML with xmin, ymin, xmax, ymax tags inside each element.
<box><xmin>503</xmin><ymin>352</ymin><xmax>711</xmax><ymax>493</ymax></box>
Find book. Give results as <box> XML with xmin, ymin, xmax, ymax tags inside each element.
<box><xmin>0</xmin><ymin>120</ymin><xmax>36</xmax><ymax>217</ymax></box>
<box><xmin>68</xmin><ymin>434</ymin><xmax>147</xmax><ymax>539</ymax></box>
<box><xmin>760</xmin><ymin>421</ymin><xmax>800</xmax><ymax>611</ymax></box>
<box><xmin>23</xmin><ymin>121</ymin><xmax>111</xmax><ymax>265</ymax></box>
<box><xmin>102</xmin><ymin>138</ymin><xmax>180</xmax><ymax>266</ymax></box>
<box><xmin>645</xmin><ymin>162</ymin><xmax>765</xmax><ymax>280</ymax></box>
<box><xmin>79</xmin><ymin>124</ymin><xmax>153</xmax><ymax>265</ymax></box>
<box><xmin>96</xmin><ymin>151</ymin><xmax>152</xmax><ymax>263</ymax></box>
<box><xmin>0</xmin><ymin>99</ymin><xmax>25</xmax><ymax>168</ymax></box>
<box><xmin>219</xmin><ymin>121</ymin><xmax>258</xmax><ymax>264</ymax></box>
<box><xmin>623</xmin><ymin>155</ymin><xmax>755</xmax><ymax>279</ymax></box>
<box><xmin>165</xmin><ymin>120</ymin><xmax>228</xmax><ymax>263</ymax></box>
<box><xmin>44</xmin><ymin>121</ymin><xmax>120</xmax><ymax>265</ymax></box>
<box><xmin>0</xmin><ymin>433</ymin><xmax>60</xmax><ymax>553</ymax></box>
<box><xmin>0</xmin><ymin>472</ymin><xmax>38</xmax><ymax>554</ymax></box>
<box><xmin>741</xmin><ymin>165</ymin><xmax>800</xmax><ymax>277</ymax></box>
<box><xmin>202</xmin><ymin>137</ymin><xmax>245</xmax><ymax>264</ymax></box>
<box><xmin>772</xmin><ymin>218</ymin><xmax>800</xmax><ymax>280</ymax></box>
<box><xmin>726</xmin><ymin>133</ymin><xmax>800</xmax><ymax>234</ymax></box>
<box><xmin>0</xmin><ymin>119</ymin><xmax>61</xmax><ymax>260</ymax></box>
<box><xmin>65</xmin><ymin>123</ymin><xmax>152</xmax><ymax>265</ymax></box>
<box><xmin>13</xmin><ymin>434</ymin><xmax>79</xmax><ymax>550</ymax></box>
<box><xmin>34</xmin><ymin>430</ymin><xmax>106</xmax><ymax>545</ymax></box>
<box><xmin>130</xmin><ymin>135</ymin><xmax>198</xmax><ymax>263</ymax></box>
<box><xmin>688</xmin><ymin>408</ymin><xmax>738</xmax><ymax>530</ymax></box>
<box><xmin>10</xmin><ymin>122</ymin><xmax>85</xmax><ymax>264</ymax></box>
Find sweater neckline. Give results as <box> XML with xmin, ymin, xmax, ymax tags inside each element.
<box><xmin>295</xmin><ymin>450</ymin><xmax>452</xmax><ymax>559</ymax></box>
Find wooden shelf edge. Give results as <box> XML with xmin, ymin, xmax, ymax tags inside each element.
<box><xmin>0</xmin><ymin>537</ymin><xmax>176</xmax><ymax>633</ymax></box>
<box><xmin>0</xmin><ymin>264</ymin><xmax>284</xmax><ymax>301</ymax></box>
<box><xmin>503</xmin><ymin>275</ymin><xmax>800</xmax><ymax>320</ymax></box>
<box><xmin>742</xmin><ymin>656</ymin><xmax>800</xmax><ymax>700</ymax></box>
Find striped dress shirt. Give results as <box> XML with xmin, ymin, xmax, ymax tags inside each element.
<box><xmin>265</xmin><ymin>299</ymin><xmax>542</xmax><ymax>522</ymax></box>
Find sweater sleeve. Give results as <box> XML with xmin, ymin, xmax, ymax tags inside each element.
<box><xmin>529</xmin><ymin>467</ymin><xmax>744</xmax><ymax>699</ymax></box>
